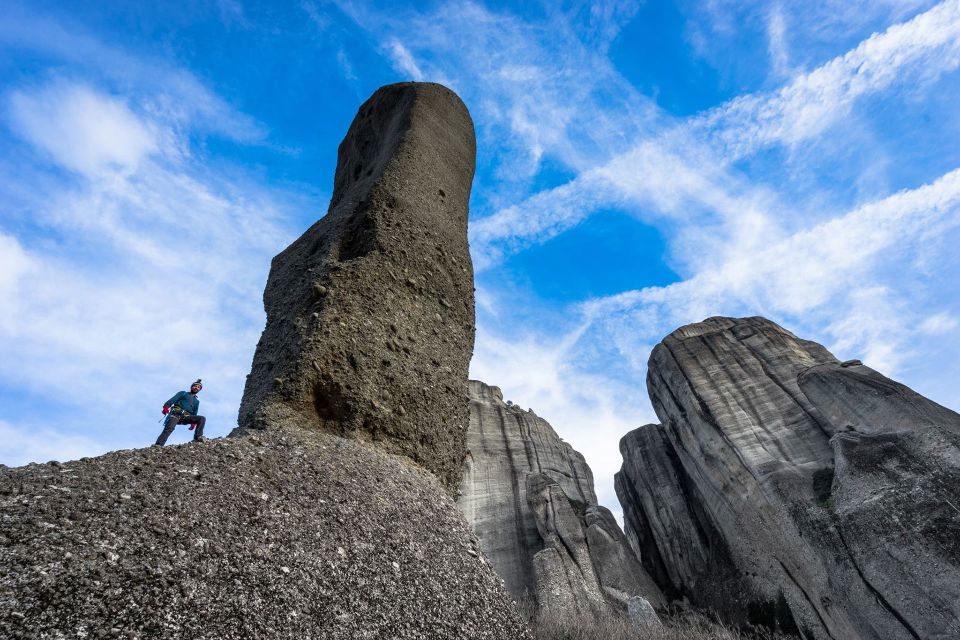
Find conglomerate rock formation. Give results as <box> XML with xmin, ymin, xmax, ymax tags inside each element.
<box><xmin>459</xmin><ymin>380</ymin><xmax>664</xmax><ymax>622</ymax></box>
<box><xmin>616</xmin><ymin>316</ymin><xmax>960</xmax><ymax>640</ymax></box>
<box><xmin>0</xmin><ymin>83</ymin><xmax>531</xmax><ymax>639</ymax></box>
<box><xmin>1</xmin><ymin>431</ymin><xmax>529</xmax><ymax>639</ymax></box>
<box><xmin>236</xmin><ymin>81</ymin><xmax>476</xmax><ymax>491</ymax></box>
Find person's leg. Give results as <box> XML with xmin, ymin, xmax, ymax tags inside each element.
<box><xmin>154</xmin><ymin>414</ymin><xmax>178</xmax><ymax>446</ymax></box>
<box><xmin>191</xmin><ymin>415</ymin><xmax>206</xmax><ymax>440</ymax></box>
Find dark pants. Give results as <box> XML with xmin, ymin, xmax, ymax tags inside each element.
<box><xmin>155</xmin><ymin>412</ymin><xmax>206</xmax><ymax>446</ymax></box>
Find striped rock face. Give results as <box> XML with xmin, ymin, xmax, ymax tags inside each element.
<box><xmin>618</xmin><ymin>316</ymin><xmax>960</xmax><ymax>640</ymax></box>
<box><xmin>459</xmin><ymin>380</ymin><xmax>664</xmax><ymax>622</ymax></box>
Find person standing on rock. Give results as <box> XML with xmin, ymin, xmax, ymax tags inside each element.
<box><xmin>154</xmin><ymin>379</ymin><xmax>207</xmax><ymax>446</ymax></box>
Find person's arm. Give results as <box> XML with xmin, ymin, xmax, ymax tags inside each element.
<box><xmin>164</xmin><ymin>391</ymin><xmax>185</xmax><ymax>408</ymax></box>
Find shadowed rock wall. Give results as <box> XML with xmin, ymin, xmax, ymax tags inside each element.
<box><xmin>459</xmin><ymin>380</ymin><xmax>664</xmax><ymax>621</ymax></box>
<box><xmin>236</xmin><ymin>82</ymin><xmax>476</xmax><ymax>490</ymax></box>
<box><xmin>617</xmin><ymin>316</ymin><xmax>960</xmax><ymax>640</ymax></box>
<box><xmin>615</xmin><ymin>423</ymin><xmax>738</xmax><ymax>605</ymax></box>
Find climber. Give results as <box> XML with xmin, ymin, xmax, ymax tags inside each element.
<box><xmin>154</xmin><ymin>379</ymin><xmax>207</xmax><ymax>446</ymax></box>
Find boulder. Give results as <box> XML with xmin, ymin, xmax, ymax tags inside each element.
<box><xmin>627</xmin><ymin>596</ymin><xmax>662</xmax><ymax>630</ymax></box>
<box><xmin>236</xmin><ymin>82</ymin><xmax>476</xmax><ymax>491</ymax></box>
<box><xmin>617</xmin><ymin>316</ymin><xmax>960</xmax><ymax>639</ymax></box>
<box><xmin>583</xmin><ymin>504</ymin><xmax>664</xmax><ymax>608</ymax></box>
<box><xmin>798</xmin><ymin>361</ymin><xmax>960</xmax><ymax>639</ymax></box>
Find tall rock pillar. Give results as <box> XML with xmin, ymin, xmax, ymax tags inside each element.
<box><xmin>236</xmin><ymin>82</ymin><xmax>476</xmax><ymax>489</ymax></box>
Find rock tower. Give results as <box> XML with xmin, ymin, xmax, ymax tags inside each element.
<box><xmin>237</xmin><ymin>82</ymin><xmax>476</xmax><ymax>490</ymax></box>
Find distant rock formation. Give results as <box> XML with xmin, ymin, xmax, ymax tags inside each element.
<box><xmin>236</xmin><ymin>81</ymin><xmax>476</xmax><ymax>491</ymax></box>
<box><xmin>459</xmin><ymin>380</ymin><xmax>664</xmax><ymax>622</ymax></box>
<box><xmin>0</xmin><ymin>83</ymin><xmax>530</xmax><ymax>639</ymax></box>
<box><xmin>616</xmin><ymin>316</ymin><xmax>960</xmax><ymax>640</ymax></box>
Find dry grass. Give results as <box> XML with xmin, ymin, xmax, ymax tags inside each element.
<box><xmin>522</xmin><ymin>605</ymin><xmax>784</xmax><ymax>640</ymax></box>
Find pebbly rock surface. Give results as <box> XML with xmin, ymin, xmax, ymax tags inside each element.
<box><xmin>459</xmin><ymin>380</ymin><xmax>663</xmax><ymax>621</ymax></box>
<box><xmin>0</xmin><ymin>431</ymin><xmax>531</xmax><ymax>640</ymax></box>
<box><xmin>617</xmin><ymin>316</ymin><xmax>960</xmax><ymax>640</ymax></box>
<box><xmin>236</xmin><ymin>81</ymin><xmax>476</xmax><ymax>490</ymax></box>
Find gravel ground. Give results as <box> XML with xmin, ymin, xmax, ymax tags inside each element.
<box><xmin>0</xmin><ymin>429</ymin><xmax>531</xmax><ymax>639</ymax></box>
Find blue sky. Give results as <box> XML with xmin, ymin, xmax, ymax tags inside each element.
<box><xmin>2</xmin><ymin>0</ymin><xmax>960</xmax><ymax>516</ymax></box>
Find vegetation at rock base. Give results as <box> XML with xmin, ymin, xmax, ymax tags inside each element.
<box><xmin>524</xmin><ymin>607</ymin><xmax>787</xmax><ymax>640</ymax></box>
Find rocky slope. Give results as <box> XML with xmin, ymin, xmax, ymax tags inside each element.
<box><xmin>1</xmin><ymin>431</ymin><xmax>528</xmax><ymax>639</ymax></box>
<box><xmin>236</xmin><ymin>81</ymin><xmax>476</xmax><ymax>491</ymax></box>
<box><xmin>616</xmin><ymin>316</ymin><xmax>960</xmax><ymax>640</ymax></box>
<box><xmin>0</xmin><ymin>83</ymin><xmax>530</xmax><ymax>639</ymax></box>
<box><xmin>459</xmin><ymin>380</ymin><xmax>664</xmax><ymax>622</ymax></box>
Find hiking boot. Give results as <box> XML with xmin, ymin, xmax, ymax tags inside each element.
<box><xmin>192</xmin><ymin>436</ymin><xmax>208</xmax><ymax>443</ymax></box>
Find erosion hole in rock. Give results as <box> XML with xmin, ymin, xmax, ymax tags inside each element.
<box><xmin>338</xmin><ymin>207</ymin><xmax>378</xmax><ymax>261</ymax></box>
<box><xmin>812</xmin><ymin>467</ymin><xmax>835</xmax><ymax>505</ymax></box>
<box><xmin>746</xmin><ymin>592</ymin><xmax>801</xmax><ymax>637</ymax></box>
<box><xmin>314</xmin><ymin>379</ymin><xmax>350</xmax><ymax>426</ymax></box>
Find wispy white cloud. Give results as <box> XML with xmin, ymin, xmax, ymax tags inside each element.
<box><xmin>385</xmin><ymin>39</ymin><xmax>425</xmax><ymax>81</ymax></box>
<box><xmin>698</xmin><ymin>0</ymin><xmax>960</xmax><ymax>159</ymax></box>
<box><xmin>0</xmin><ymin>6</ymin><xmax>266</xmax><ymax>143</ymax></box>
<box><xmin>9</xmin><ymin>81</ymin><xmax>160</xmax><ymax>177</ymax></box>
<box><xmin>695</xmin><ymin>0</ymin><xmax>939</xmax><ymax>72</ymax></box>
<box><xmin>0</xmin><ymin>66</ymin><xmax>307</xmax><ymax>456</ymax></box>
<box><xmin>581</xmin><ymin>168</ymin><xmax>960</xmax><ymax>372</ymax></box>
<box><xmin>469</xmin><ymin>1</ymin><xmax>960</xmax><ymax>269</ymax></box>
<box><xmin>919</xmin><ymin>311</ymin><xmax>959</xmax><ymax>334</ymax></box>
<box><xmin>336</xmin><ymin>49</ymin><xmax>357</xmax><ymax>80</ymax></box>
<box><xmin>766</xmin><ymin>3</ymin><xmax>791</xmax><ymax>79</ymax></box>
<box><xmin>571</xmin><ymin>0</ymin><xmax>644</xmax><ymax>51</ymax></box>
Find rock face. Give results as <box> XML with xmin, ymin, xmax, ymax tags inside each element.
<box><xmin>459</xmin><ymin>380</ymin><xmax>664</xmax><ymax>621</ymax></box>
<box><xmin>0</xmin><ymin>431</ymin><xmax>530</xmax><ymax>639</ymax></box>
<box><xmin>236</xmin><ymin>82</ymin><xmax>476</xmax><ymax>490</ymax></box>
<box><xmin>0</xmin><ymin>84</ymin><xmax>531</xmax><ymax>639</ymax></box>
<box><xmin>616</xmin><ymin>316</ymin><xmax>960</xmax><ymax>640</ymax></box>
<box><xmin>615</xmin><ymin>423</ymin><xmax>735</xmax><ymax>606</ymax></box>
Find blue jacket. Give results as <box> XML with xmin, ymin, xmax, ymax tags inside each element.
<box><xmin>165</xmin><ymin>391</ymin><xmax>199</xmax><ymax>415</ymax></box>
